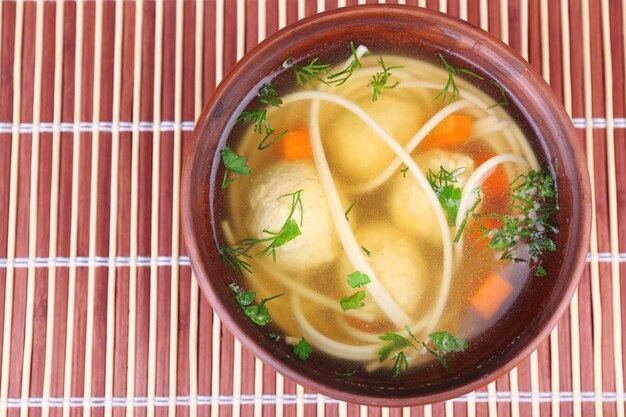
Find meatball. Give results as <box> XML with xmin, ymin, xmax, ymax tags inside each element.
<box><xmin>322</xmin><ymin>89</ymin><xmax>425</xmax><ymax>183</ymax></box>
<box><xmin>248</xmin><ymin>161</ymin><xmax>339</xmax><ymax>271</ymax></box>
<box><xmin>339</xmin><ymin>223</ymin><xmax>426</xmax><ymax>314</ymax></box>
<box><xmin>389</xmin><ymin>150</ymin><xmax>474</xmax><ymax>246</ymax></box>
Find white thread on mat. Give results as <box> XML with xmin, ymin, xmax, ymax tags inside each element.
<box><xmin>1</xmin><ymin>392</ymin><xmax>626</xmax><ymax>408</ymax></box>
<box><xmin>0</xmin><ymin>252</ymin><xmax>622</xmax><ymax>268</ymax></box>
<box><xmin>0</xmin><ymin>118</ymin><xmax>624</xmax><ymax>134</ymax></box>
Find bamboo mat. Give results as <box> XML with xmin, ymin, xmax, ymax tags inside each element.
<box><xmin>0</xmin><ymin>0</ymin><xmax>624</xmax><ymax>416</ymax></box>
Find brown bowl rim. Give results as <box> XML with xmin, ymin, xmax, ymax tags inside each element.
<box><xmin>182</xmin><ymin>4</ymin><xmax>592</xmax><ymax>406</ymax></box>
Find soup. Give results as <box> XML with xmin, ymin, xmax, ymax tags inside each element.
<box><xmin>216</xmin><ymin>45</ymin><xmax>558</xmax><ymax>378</ymax></box>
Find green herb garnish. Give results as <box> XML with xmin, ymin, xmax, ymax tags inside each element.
<box><xmin>475</xmin><ymin>168</ymin><xmax>558</xmax><ymax>272</ymax></box>
<box><xmin>220</xmin><ymin>146</ymin><xmax>251</xmax><ymax>189</ymax></box>
<box><xmin>292</xmin><ymin>42</ymin><xmax>364</xmax><ymax>86</ymax></box>
<box><xmin>229</xmin><ymin>283</ymin><xmax>284</xmax><ymax>326</ymax></box>
<box><xmin>238</xmin><ymin>189</ymin><xmax>304</xmax><ymax>261</ymax></box>
<box><xmin>340</xmin><ymin>290</ymin><xmax>367</xmax><ymax>311</ymax></box>
<box><xmin>486</xmin><ymin>81</ymin><xmax>510</xmax><ymax>109</ymax></box>
<box><xmin>361</xmin><ymin>246</ymin><xmax>371</xmax><ymax>257</ymax></box>
<box><xmin>378</xmin><ymin>332</ymin><xmax>412</xmax><ymax>363</ymax></box>
<box><xmin>346</xmin><ymin>271</ymin><xmax>371</xmax><ymax>288</ymax></box>
<box><xmin>453</xmin><ymin>189</ymin><xmax>482</xmax><ymax>244</ymax></box>
<box><xmin>368</xmin><ymin>56</ymin><xmax>403</xmax><ymax>101</ymax></box>
<box><xmin>427</xmin><ymin>165</ymin><xmax>465</xmax><ymax>226</ymax></box>
<box><xmin>236</xmin><ymin>83</ymin><xmax>288</xmax><ymax>150</ymax></box>
<box><xmin>258</xmin><ymin>83</ymin><xmax>283</xmax><ymax>107</ymax></box>
<box><xmin>335</xmin><ymin>370</ymin><xmax>355</xmax><ymax>378</ymax></box>
<box><xmin>400</xmin><ymin>166</ymin><xmax>409</xmax><ymax>178</ymax></box>
<box><xmin>344</xmin><ymin>201</ymin><xmax>356</xmax><ymax>221</ymax></box>
<box><xmin>426</xmin><ymin>331</ymin><xmax>468</xmax><ymax>371</ymax></box>
<box><xmin>435</xmin><ymin>53</ymin><xmax>484</xmax><ymax>104</ymax></box>
<box><xmin>390</xmin><ymin>352</ymin><xmax>409</xmax><ymax>379</ymax></box>
<box><xmin>378</xmin><ymin>327</ymin><xmax>467</xmax><ymax>377</ymax></box>
<box><xmin>218</xmin><ymin>244</ymin><xmax>253</xmax><ymax>275</ymax></box>
<box><xmin>294</xmin><ymin>337</ymin><xmax>313</xmax><ymax>361</ymax></box>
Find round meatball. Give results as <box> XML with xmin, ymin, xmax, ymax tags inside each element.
<box><xmin>339</xmin><ymin>223</ymin><xmax>426</xmax><ymax>314</ymax></box>
<box><xmin>389</xmin><ymin>150</ymin><xmax>474</xmax><ymax>246</ymax></box>
<box><xmin>322</xmin><ymin>89</ymin><xmax>425</xmax><ymax>183</ymax></box>
<box><xmin>248</xmin><ymin>161</ymin><xmax>339</xmax><ymax>271</ymax></box>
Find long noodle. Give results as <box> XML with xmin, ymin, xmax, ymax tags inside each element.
<box><xmin>291</xmin><ymin>295</ymin><xmax>380</xmax><ymax>360</ymax></box>
<box><xmin>352</xmin><ymin>99</ymin><xmax>474</xmax><ymax>193</ymax></box>
<box><xmin>291</xmin><ymin>90</ymin><xmax>454</xmax><ymax>334</ymax></box>
<box><xmin>221</xmin><ymin>220</ymin><xmax>377</xmax><ymax>321</ymax></box>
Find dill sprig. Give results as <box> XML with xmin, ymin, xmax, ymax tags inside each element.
<box><xmin>236</xmin><ymin>83</ymin><xmax>288</xmax><ymax>150</ymax></box>
<box><xmin>292</xmin><ymin>42</ymin><xmax>364</xmax><ymax>86</ymax></box>
<box><xmin>368</xmin><ymin>56</ymin><xmax>403</xmax><ymax>102</ymax></box>
<box><xmin>486</xmin><ymin>81</ymin><xmax>510</xmax><ymax>110</ymax></box>
<box><xmin>292</xmin><ymin>57</ymin><xmax>331</xmax><ymax>86</ymax></box>
<box><xmin>474</xmin><ymin>167</ymin><xmax>559</xmax><ymax>275</ymax></box>
<box><xmin>218</xmin><ymin>244</ymin><xmax>252</xmax><ymax>276</ymax></box>
<box><xmin>434</xmin><ymin>53</ymin><xmax>484</xmax><ymax>104</ymax></box>
<box><xmin>326</xmin><ymin>42</ymin><xmax>364</xmax><ymax>86</ymax></box>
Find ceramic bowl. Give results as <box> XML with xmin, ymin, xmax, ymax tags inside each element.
<box><xmin>181</xmin><ymin>5</ymin><xmax>591</xmax><ymax>406</ymax></box>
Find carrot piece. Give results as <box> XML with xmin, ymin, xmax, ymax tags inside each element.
<box><xmin>279</xmin><ymin>128</ymin><xmax>313</xmax><ymax>161</ymax></box>
<box><xmin>471</xmin><ymin>272</ymin><xmax>513</xmax><ymax>320</ymax></box>
<box><xmin>419</xmin><ymin>114</ymin><xmax>473</xmax><ymax>151</ymax></box>
<box><xmin>467</xmin><ymin>216</ymin><xmax>503</xmax><ymax>248</ymax></box>
<box><xmin>345</xmin><ymin>316</ymin><xmax>389</xmax><ymax>334</ymax></box>
<box><xmin>474</xmin><ymin>153</ymin><xmax>510</xmax><ymax>208</ymax></box>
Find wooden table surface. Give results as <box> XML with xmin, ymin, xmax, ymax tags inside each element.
<box><xmin>0</xmin><ymin>1</ymin><xmax>625</xmax><ymax>416</ymax></box>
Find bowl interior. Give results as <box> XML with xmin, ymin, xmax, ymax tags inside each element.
<box><xmin>182</xmin><ymin>5</ymin><xmax>590</xmax><ymax>406</ymax></box>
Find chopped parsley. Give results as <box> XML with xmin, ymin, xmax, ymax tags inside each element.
<box><xmin>425</xmin><ymin>331</ymin><xmax>468</xmax><ymax>371</ymax></box>
<box><xmin>340</xmin><ymin>290</ymin><xmax>367</xmax><ymax>311</ymax></box>
<box><xmin>368</xmin><ymin>56</ymin><xmax>403</xmax><ymax>102</ymax></box>
<box><xmin>229</xmin><ymin>283</ymin><xmax>284</xmax><ymax>326</ymax></box>
<box><xmin>427</xmin><ymin>165</ymin><xmax>466</xmax><ymax>226</ymax></box>
<box><xmin>346</xmin><ymin>271</ymin><xmax>371</xmax><ymax>288</ymax></box>
<box><xmin>218</xmin><ymin>244</ymin><xmax>252</xmax><ymax>276</ymax></box>
<box><xmin>293</xmin><ymin>337</ymin><xmax>313</xmax><ymax>361</ymax></box>
<box><xmin>220</xmin><ymin>146</ymin><xmax>251</xmax><ymax>189</ymax></box>
<box><xmin>378</xmin><ymin>326</ymin><xmax>467</xmax><ymax>377</ymax></box>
